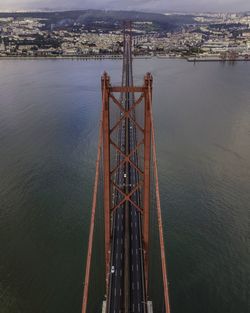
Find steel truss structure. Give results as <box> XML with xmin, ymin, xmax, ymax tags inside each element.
<box><xmin>102</xmin><ymin>72</ymin><xmax>153</xmax><ymax>292</ymax></box>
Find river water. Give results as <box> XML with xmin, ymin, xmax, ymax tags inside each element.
<box><xmin>0</xmin><ymin>59</ymin><xmax>249</xmax><ymax>313</ymax></box>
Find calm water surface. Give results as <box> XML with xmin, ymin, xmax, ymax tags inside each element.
<box><xmin>0</xmin><ymin>59</ymin><xmax>249</xmax><ymax>313</ymax></box>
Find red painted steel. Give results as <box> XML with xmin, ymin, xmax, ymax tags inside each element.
<box><xmin>110</xmin><ymin>86</ymin><xmax>145</xmax><ymax>92</ymax></box>
<box><xmin>148</xmin><ymin>78</ymin><xmax>171</xmax><ymax>313</ymax></box>
<box><xmin>81</xmin><ymin>91</ymin><xmax>104</xmax><ymax>313</ymax></box>
<box><xmin>143</xmin><ymin>74</ymin><xmax>152</xmax><ymax>292</ymax></box>
<box><xmin>102</xmin><ymin>73</ymin><xmax>111</xmax><ymax>290</ymax></box>
<box><xmin>82</xmin><ymin>65</ymin><xmax>171</xmax><ymax>313</ymax></box>
<box><xmin>101</xmin><ymin>73</ymin><xmax>155</xmax><ymax>301</ymax></box>
<box><xmin>102</xmin><ymin>73</ymin><xmax>150</xmax><ymax>295</ymax></box>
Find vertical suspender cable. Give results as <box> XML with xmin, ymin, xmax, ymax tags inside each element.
<box><xmin>82</xmin><ymin>92</ymin><xmax>104</xmax><ymax>313</ymax></box>
<box><xmin>148</xmin><ymin>84</ymin><xmax>171</xmax><ymax>313</ymax></box>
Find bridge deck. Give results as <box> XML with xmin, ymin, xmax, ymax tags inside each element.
<box><xmin>107</xmin><ymin>28</ymin><xmax>147</xmax><ymax>313</ymax></box>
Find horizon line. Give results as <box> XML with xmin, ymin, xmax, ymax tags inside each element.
<box><xmin>0</xmin><ymin>8</ymin><xmax>249</xmax><ymax>14</ymax></box>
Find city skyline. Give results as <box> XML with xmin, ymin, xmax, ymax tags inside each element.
<box><xmin>0</xmin><ymin>0</ymin><xmax>249</xmax><ymax>13</ymax></box>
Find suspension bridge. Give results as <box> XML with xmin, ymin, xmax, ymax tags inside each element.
<box><xmin>81</xmin><ymin>23</ymin><xmax>171</xmax><ymax>313</ymax></box>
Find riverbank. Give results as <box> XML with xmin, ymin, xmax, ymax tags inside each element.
<box><xmin>1</xmin><ymin>55</ymin><xmax>250</xmax><ymax>63</ymax></box>
<box><xmin>187</xmin><ymin>56</ymin><xmax>250</xmax><ymax>62</ymax></box>
<box><xmin>0</xmin><ymin>54</ymin><xmax>152</xmax><ymax>60</ymax></box>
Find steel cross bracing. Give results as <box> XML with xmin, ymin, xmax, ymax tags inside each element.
<box><xmin>103</xmin><ymin>24</ymin><xmax>150</xmax><ymax>313</ymax></box>
<box><xmin>81</xmin><ymin>22</ymin><xmax>171</xmax><ymax>313</ymax></box>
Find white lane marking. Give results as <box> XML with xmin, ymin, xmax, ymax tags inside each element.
<box><xmin>114</xmin><ymin>288</ymin><xmax>116</xmax><ymax>296</ymax></box>
<box><xmin>137</xmin><ymin>263</ymin><xmax>139</xmax><ymax>271</ymax></box>
<box><xmin>137</xmin><ymin>281</ymin><xmax>139</xmax><ymax>290</ymax></box>
<box><xmin>138</xmin><ymin>304</ymin><xmax>141</xmax><ymax>312</ymax></box>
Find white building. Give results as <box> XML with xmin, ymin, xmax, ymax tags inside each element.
<box><xmin>0</xmin><ymin>42</ymin><xmax>5</xmax><ymax>51</ymax></box>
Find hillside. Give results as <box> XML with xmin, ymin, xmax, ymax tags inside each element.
<box><xmin>0</xmin><ymin>10</ymin><xmax>195</xmax><ymax>32</ymax></box>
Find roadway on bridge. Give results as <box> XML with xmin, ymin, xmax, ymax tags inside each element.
<box><xmin>107</xmin><ymin>36</ymin><xmax>147</xmax><ymax>313</ymax></box>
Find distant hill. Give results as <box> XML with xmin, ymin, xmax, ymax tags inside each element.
<box><xmin>0</xmin><ymin>10</ymin><xmax>195</xmax><ymax>32</ymax></box>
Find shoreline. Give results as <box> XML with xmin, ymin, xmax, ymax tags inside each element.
<box><xmin>0</xmin><ymin>55</ymin><xmax>250</xmax><ymax>63</ymax></box>
<box><xmin>0</xmin><ymin>55</ymin><xmax>152</xmax><ymax>60</ymax></box>
<box><xmin>187</xmin><ymin>57</ymin><xmax>250</xmax><ymax>62</ymax></box>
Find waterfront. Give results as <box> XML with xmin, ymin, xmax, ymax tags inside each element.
<box><xmin>0</xmin><ymin>59</ymin><xmax>249</xmax><ymax>313</ymax></box>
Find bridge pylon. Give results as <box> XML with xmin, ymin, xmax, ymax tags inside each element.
<box><xmin>101</xmin><ymin>71</ymin><xmax>153</xmax><ymax>296</ymax></box>
<box><xmin>82</xmin><ymin>21</ymin><xmax>170</xmax><ymax>313</ymax></box>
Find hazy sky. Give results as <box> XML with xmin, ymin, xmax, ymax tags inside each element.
<box><xmin>0</xmin><ymin>0</ymin><xmax>249</xmax><ymax>12</ymax></box>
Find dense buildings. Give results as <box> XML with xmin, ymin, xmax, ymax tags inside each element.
<box><xmin>0</xmin><ymin>11</ymin><xmax>249</xmax><ymax>59</ymax></box>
